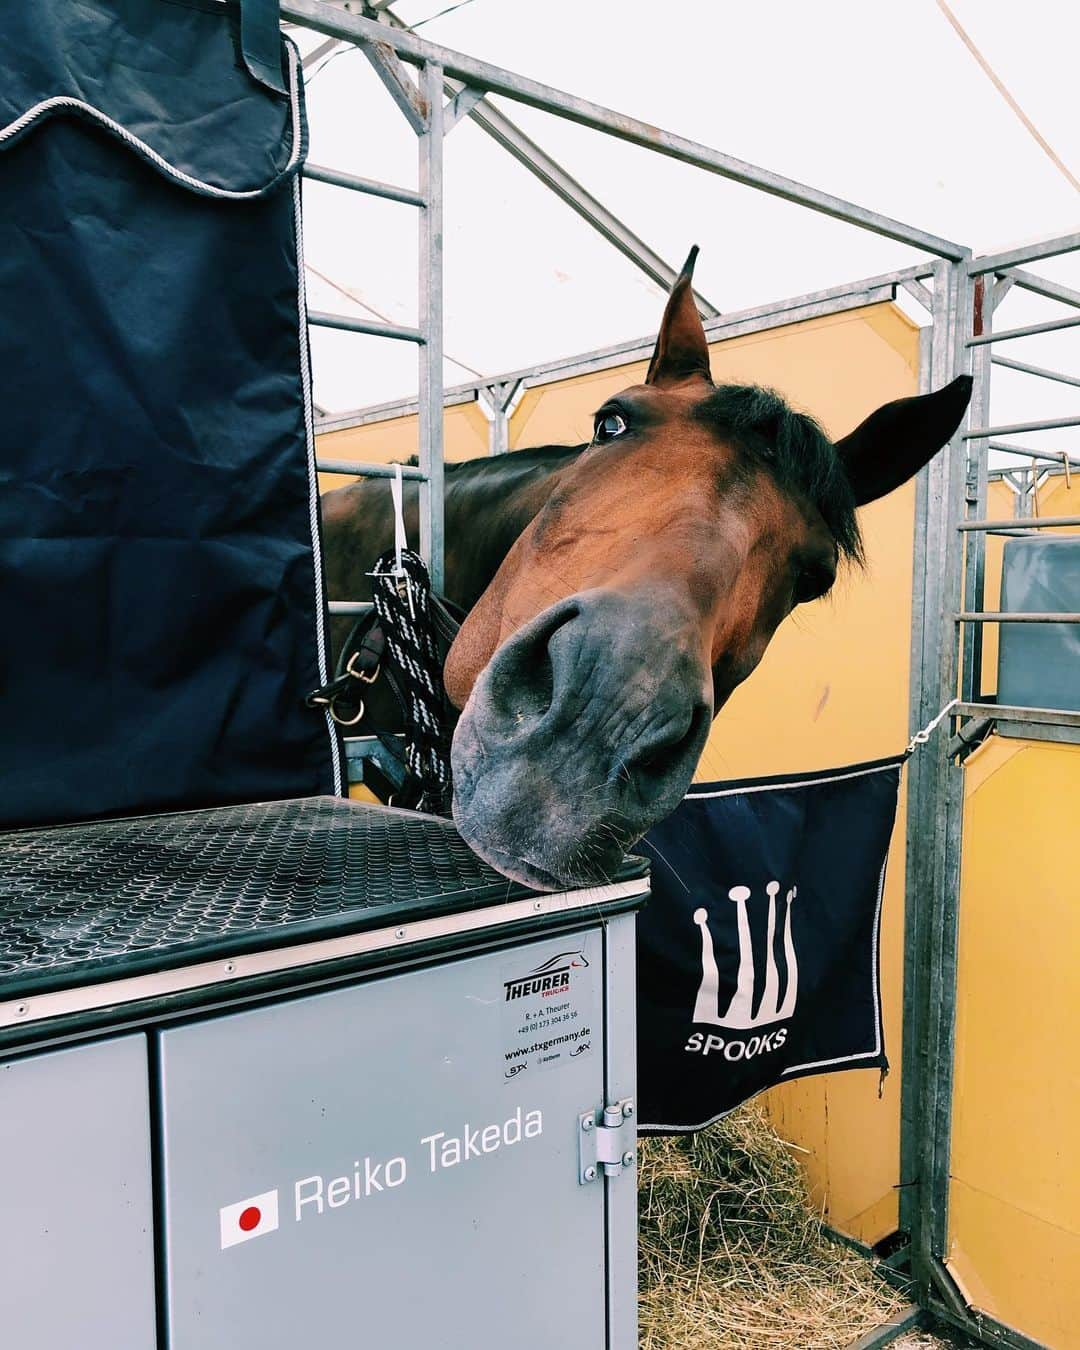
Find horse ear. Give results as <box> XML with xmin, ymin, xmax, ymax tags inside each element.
<box><xmin>835</xmin><ymin>376</ymin><xmax>973</xmax><ymax>506</ymax></box>
<box><xmin>645</xmin><ymin>246</ymin><xmax>713</xmax><ymax>387</ymax></box>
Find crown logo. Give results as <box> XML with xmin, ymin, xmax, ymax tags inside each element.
<box><xmin>692</xmin><ymin>882</ymin><xmax>799</xmax><ymax>1029</ymax></box>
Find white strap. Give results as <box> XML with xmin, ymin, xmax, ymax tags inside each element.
<box><xmin>906</xmin><ymin>698</ymin><xmax>960</xmax><ymax>755</ymax></box>
<box><xmin>391</xmin><ymin>462</ymin><xmax>407</xmax><ymax>575</ymax></box>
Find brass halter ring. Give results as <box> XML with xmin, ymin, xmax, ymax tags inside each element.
<box><xmin>330</xmin><ymin>695</ymin><xmax>365</xmax><ymax>727</ymax></box>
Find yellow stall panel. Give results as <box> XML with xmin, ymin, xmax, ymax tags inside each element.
<box><xmin>947</xmin><ymin>736</ymin><xmax>1080</xmax><ymax>1350</ymax></box>
<box><xmin>317</xmin><ymin>398</ymin><xmax>491</xmax><ymax>493</ymax></box>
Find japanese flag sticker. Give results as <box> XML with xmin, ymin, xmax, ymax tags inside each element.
<box><xmin>219</xmin><ymin>1190</ymin><xmax>279</xmax><ymax>1249</ymax></box>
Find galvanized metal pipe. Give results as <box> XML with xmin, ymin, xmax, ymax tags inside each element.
<box><xmin>328</xmin><ymin>601</ymin><xmax>375</xmax><ymax>616</ymax></box>
<box><xmin>963</xmin><ymin>414</ymin><xmax>1080</xmax><ymax>438</ymax></box>
<box><xmin>309</xmin><ymin>310</ymin><xmax>425</xmax><ymax>343</ymax></box>
<box><xmin>281</xmin><ymin>0</ymin><xmax>968</xmax><ymax>260</ymax></box>
<box><xmin>303</xmin><ymin>163</ymin><xmax>425</xmax><ymax>208</ymax></box>
<box><xmin>315</xmin><ymin>458</ymin><xmax>427</xmax><ymax>479</ymax></box>
<box><xmin>955</xmin><ymin>611</ymin><xmax>1080</xmax><ymax>622</ymax></box>
<box><xmin>417</xmin><ymin>59</ymin><xmax>446</xmax><ymax>591</ymax></box>
<box><xmin>955</xmin><ymin>701</ymin><xmax>1080</xmax><ymax>728</ymax></box>
<box><xmin>989</xmin><ymin>440</ymin><xmax>1080</xmax><ymax>468</ymax></box>
<box><xmin>966</xmin><ymin>313</ymin><xmax>1080</xmax><ymax>346</ymax></box>
<box><xmin>991</xmin><ymin>355</ymin><xmax>1080</xmax><ymax>389</ymax></box>
<box><xmin>1002</xmin><ymin>266</ymin><xmax>1080</xmax><ymax>312</ymax></box>
<box><xmin>958</xmin><ymin>513</ymin><xmax>1080</xmax><ymax>530</ymax></box>
<box><xmin>969</xmin><ymin>230</ymin><xmax>1080</xmax><ymax>275</ymax></box>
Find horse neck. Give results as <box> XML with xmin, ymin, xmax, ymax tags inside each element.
<box><xmin>444</xmin><ymin>445</ymin><xmax>584</xmax><ymax>611</ymax></box>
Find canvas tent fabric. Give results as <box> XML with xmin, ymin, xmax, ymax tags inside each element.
<box><xmin>0</xmin><ymin>0</ymin><xmax>342</xmax><ymax>829</ymax></box>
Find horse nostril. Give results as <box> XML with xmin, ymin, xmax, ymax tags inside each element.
<box><xmin>486</xmin><ymin>626</ymin><xmax>560</xmax><ymax>730</ymax></box>
<box><xmin>624</xmin><ymin>702</ymin><xmax>710</xmax><ymax>788</ymax></box>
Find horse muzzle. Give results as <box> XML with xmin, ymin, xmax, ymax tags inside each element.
<box><xmin>450</xmin><ymin>589</ymin><xmax>712</xmax><ymax>889</ymax></box>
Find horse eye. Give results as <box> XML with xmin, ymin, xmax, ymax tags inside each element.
<box><xmin>595</xmin><ymin>412</ymin><xmax>628</xmax><ymax>442</ymax></box>
<box><xmin>793</xmin><ymin>566</ymin><xmax>833</xmax><ymax>605</ymax></box>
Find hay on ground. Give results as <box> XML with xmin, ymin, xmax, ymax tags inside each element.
<box><xmin>638</xmin><ymin>1103</ymin><xmax>908</xmax><ymax>1349</ymax></box>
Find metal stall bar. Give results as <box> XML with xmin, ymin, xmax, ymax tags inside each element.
<box><xmin>966</xmin><ymin>313</ymin><xmax>1080</xmax><ymax>345</ymax></box>
<box><xmin>417</xmin><ymin>58</ymin><xmax>445</xmax><ymax>589</ymax></box>
<box><xmin>281</xmin><ymin>0</ymin><xmax>968</xmax><ymax>260</ymax></box>
<box><xmin>315</xmin><ymin>459</ymin><xmax>426</xmax><ymax>479</ymax></box>
<box><xmin>970</xmin><ymin>230</ymin><xmax>1080</xmax><ymax>274</ymax></box>
<box><xmin>904</xmin><ymin>258</ymin><xmax>976</xmax><ymax>1324</ymax></box>
<box><xmin>898</xmin><ymin>321</ymin><xmax>934</xmax><ymax>1251</ymax></box>
<box><xmin>309</xmin><ymin>311</ymin><xmax>425</xmax><ymax>342</ymax></box>
<box><xmin>954</xmin><ymin>701</ymin><xmax>1080</xmax><ymax>729</ymax></box>
<box><xmin>959</xmin><ymin>513</ymin><xmax>1080</xmax><ymax>530</ymax></box>
<box><xmin>991</xmin><ymin>355</ymin><xmax>1080</xmax><ymax>388</ymax></box>
<box><xmin>963</xmin><ymin>414</ymin><xmax>1080</xmax><ymax>437</ymax></box>
<box><xmin>1000</xmin><ymin>266</ymin><xmax>1080</xmax><ymax>311</ymax></box>
<box><xmin>960</xmin><ymin>277</ymin><xmax>998</xmax><ymax>704</ymax></box>
<box><xmin>989</xmin><ymin>441</ymin><xmax>1080</xmax><ymax>470</ymax></box>
<box><xmin>956</xmin><ymin>611</ymin><xmax>1080</xmax><ymax>622</ymax></box>
<box><xmin>303</xmin><ymin>163</ymin><xmax>426</xmax><ymax>207</ymax></box>
<box><xmin>329</xmin><ymin>601</ymin><xmax>375</xmax><ymax>615</ymax></box>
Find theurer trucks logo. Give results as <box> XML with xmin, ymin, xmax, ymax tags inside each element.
<box><xmin>503</xmin><ymin>949</ymin><xmax>589</xmax><ymax>1002</ymax></box>
<box><xmin>219</xmin><ymin>1189</ymin><xmax>280</xmax><ymax>1249</ymax></box>
<box><xmin>685</xmin><ymin>882</ymin><xmax>798</xmax><ymax>1061</ymax></box>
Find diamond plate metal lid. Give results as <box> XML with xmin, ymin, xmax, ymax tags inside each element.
<box><xmin>0</xmin><ymin>797</ymin><xmax>647</xmax><ymax>999</ymax></box>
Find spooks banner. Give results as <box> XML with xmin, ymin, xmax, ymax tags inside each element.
<box><xmin>636</xmin><ymin>756</ymin><xmax>905</xmax><ymax>1133</ymax></box>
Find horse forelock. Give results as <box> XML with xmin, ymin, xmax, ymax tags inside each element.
<box><xmin>691</xmin><ymin>384</ymin><xmax>864</xmax><ymax>565</ymax></box>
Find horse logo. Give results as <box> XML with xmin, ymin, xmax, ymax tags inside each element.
<box><xmin>692</xmin><ymin>883</ymin><xmax>799</xmax><ymax>1029</ymax></box>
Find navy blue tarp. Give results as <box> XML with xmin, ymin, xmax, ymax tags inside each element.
<box><xmin>0</xmin><ymin>0</ymin><xmax>341</xmax><ymax>828</ymax></box>
<box><xmin>637</xmin><ymin>757</ymin><xmax>902</xmax><ymax>1132</ymax></box>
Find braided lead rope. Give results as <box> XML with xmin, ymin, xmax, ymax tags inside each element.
<box><xmin>369</xmin><ymin>548</ymin><xmax>455</xmax><ymax>815</ymax></box>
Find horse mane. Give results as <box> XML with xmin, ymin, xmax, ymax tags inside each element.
<box><xmin>397</xmin><ymin>444</ymin><xmax>585</xmax><ymax>475</ymax></box>
<box><xmin>693</xmin><ymin>384</ymin><xmax>863</xmax><ymax>563</ymax></box>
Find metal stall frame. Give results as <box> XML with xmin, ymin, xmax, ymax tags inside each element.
<box><xmin>283</xmin><ymin>5</ymin><xmax>1079</xmax><ymax>1346</ymax></box>
<box><xmin>898</xmin><ymin>232</ymin><xmax>1080</xmax><ymax>1350</ymax></box>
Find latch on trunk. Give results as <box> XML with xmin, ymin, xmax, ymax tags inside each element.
<box><xmin>578</xmin><ymin>1098</ymin><xmax>635</xmax><ymax>1183</ymax></box>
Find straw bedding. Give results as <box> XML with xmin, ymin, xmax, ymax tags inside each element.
<box><xmin>638</xmin><ymin>1103</ymin><xmax>914</xmax><ymax>1349</ymax></box>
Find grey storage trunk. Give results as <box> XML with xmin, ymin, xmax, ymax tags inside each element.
<box><xmin>0</xmin><ymin>798</ymin><xmax>647</xmax><ymax>1350</ymax></box>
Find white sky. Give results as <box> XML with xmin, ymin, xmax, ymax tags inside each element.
<box><xmin>295</xmin><ymin>0</ymin><xmax>1080</xmax><ymax>471</ymax></box>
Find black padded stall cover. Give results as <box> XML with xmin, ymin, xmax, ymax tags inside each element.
<box><xmin>0</xmin><ymin>0</ymin><xmax>342</xmax><ymax>828</ymax></box>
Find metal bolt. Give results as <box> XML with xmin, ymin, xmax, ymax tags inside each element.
<box><xmin>533</xmin><ymin>900</ymin><xmax>543</xmax><ymax>911</ymax></box>
<box><xmin>622</xmin><ymin>1102</ymin><xmax>634</xmax><ymax>1118</ymax></box>
<box><xmin>581</xmin><ymin>1116</ymin><xmax>594</xmax><ymax>1131</ymax></box>
<box><xmin>223</xmin><ymin>961</ymin><xmax>236</xmax><ymax>975</ymax></box>
<box><xmin>394</xmin><ymin>928</ymin><xmax>406</xmax><ymax>939</ymax></box>
<box><xmin>14</xmin><ymin>1003</ymin><xmax>28</xmax><ymax>1018</ymax></box>
<box><xmin>622</xmin><ymin>1150</ymin><xmax>635</xmax><ymax>1167</ymax></box>
<box><xmin>584</xmin><ymin>1166</ymin><xmax>597</xmax><ymax>1181</ymax></box>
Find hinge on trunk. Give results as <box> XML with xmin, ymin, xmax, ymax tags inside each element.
<box><xmin>578</xmin><ymin>1098</ymin><xmax>635</xmax><ymax>1184</ymax></box>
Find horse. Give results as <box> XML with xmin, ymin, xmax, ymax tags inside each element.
<box><xmin>320</xmin><ymin>248</ymin><xmax>971</xmax><ymax>890</ymax></box>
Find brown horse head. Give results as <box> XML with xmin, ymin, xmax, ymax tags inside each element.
<box><xmin>445</xmin><ymin>249</ymin><xmax>971</xmax><ymax>889</ymax></box>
